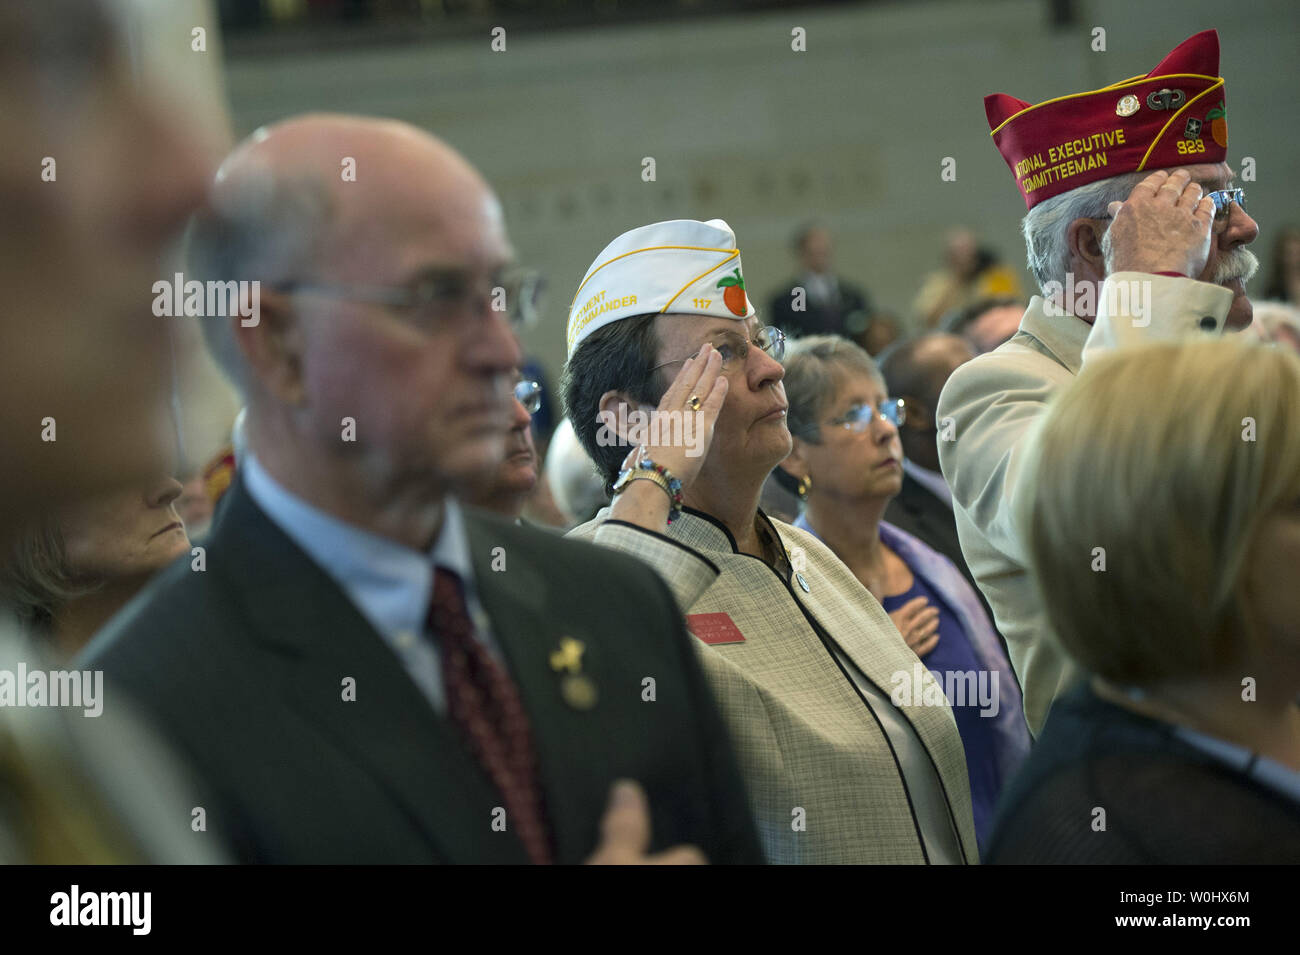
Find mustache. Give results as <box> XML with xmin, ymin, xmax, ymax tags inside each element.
<box><xmin>1211</xmin><ymin>247</ymin><xmax>1259</xmax><ymax>285</ymax></box>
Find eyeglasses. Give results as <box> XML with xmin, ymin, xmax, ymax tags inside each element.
<box><xmin>1095</xmin><ymin>187</ymin><xmax>1246</xmax><ymax>234</ymax></box>
<box><xmin>1201</xmin><ymin>188</ymin><xmax>1242</xmax><ymax>231</ymax></box>
<box><xmin>651</xmin><ymin>325</ymin><xmax>786</xmax><ymax>374</ymax></box>
<box><xmin>276</xmin><ymin>265</ymin><xmax>544</xmax><ymax>331</ymax></box>
<box><xmin>514</xmin><ymin>378</ymin><xmax>543</xmax><ymax>415</ymax></box>
<box><xmin>827</xmin><ymin>398</ymin><xmax>906</xmax><ymax>433</ymax></box>
<box><xmin>1206</xmin><ymin>187</ymin><xmax>1245</xmax><ymax>226</ymax></box>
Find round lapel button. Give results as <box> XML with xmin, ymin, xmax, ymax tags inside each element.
<box><xmin>561</xmin><ymin>674</ymin><xmax>598</xmax><ymax>710</ymax></box>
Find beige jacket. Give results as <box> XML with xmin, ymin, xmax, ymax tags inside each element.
<box><xmin>568</xmin><ymin>507</ymin><xmax>979</xmax><ymax>864</ymax></box>
<box><xmin>936</xmin><ymin>273</ymin><xmax>1234</xmax><ymax>735</ymax></box>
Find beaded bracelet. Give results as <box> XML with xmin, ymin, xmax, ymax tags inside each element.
<box><xmin>635</xmin><ymin>456</ymin><xmax>685</xmax><ymax>524</ymax></box>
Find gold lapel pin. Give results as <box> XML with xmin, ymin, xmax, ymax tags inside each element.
<box><xmin>549</xmin><ymin>637</ymin><xmax>598</xmax><ymax>710</ymax></box>
<box><xmin>549</xmin><ymin>637</ymin><xmax>584</xmax><ymax>673</ymax></box>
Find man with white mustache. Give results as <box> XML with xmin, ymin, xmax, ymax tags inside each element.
<box><xmin>936</xmin><ymin>30</ymin><xmax>1260</xmax><ymax>736</ymax></box>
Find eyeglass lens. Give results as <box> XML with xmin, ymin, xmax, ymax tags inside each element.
<box><xmin>514</xmin><ymin>379</ymin><xmax>542</xmax><ymax>414</ymax></box>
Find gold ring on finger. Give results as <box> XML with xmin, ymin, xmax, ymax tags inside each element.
<box><xmin>688</xmin><ymin>395</ymin><xmax>702</xmax><ymax>411</ymax></box>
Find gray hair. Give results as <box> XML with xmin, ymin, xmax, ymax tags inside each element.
<box><xmin>182</xmin><ymin>169</ymin><xmax>335</xmax><ymax>393</ymax></box>
<box><xmin>1021</xmin><ymin>171</ymin><xmax>1148</xmax><ymax>292</ymax></box>
<box><xmin>782</xmin><ymin>334</ymin><xmax>886</xmax><ymax>443</ymax></box>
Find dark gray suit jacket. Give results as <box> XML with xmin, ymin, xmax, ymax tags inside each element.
<box><xmin>79</xmin><ymin>480</ymin><xmax>763</xmax><ymax>864</ymax></box>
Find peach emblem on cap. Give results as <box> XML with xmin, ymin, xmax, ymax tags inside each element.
<box><xmin>716</xmin><ymin>269</ymin><xmax>748</xmax><ymax>317</ymax></box>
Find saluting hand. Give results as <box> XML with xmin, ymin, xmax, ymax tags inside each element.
<box><xmin>1103</xmin><ymin>168</ymin><xmax>1216</xmax><ymax>278</ymax></box>
<box><xmin>627</xmin><ymin>342</ymin><xmax>728</xmax><ymax>491</ymax></box>
<box><xmin>609</xmin><ymin>344</ymin><xmax>727</xmax><ymax>530</ymax></box>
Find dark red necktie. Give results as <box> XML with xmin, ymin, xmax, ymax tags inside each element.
<box><xmin>428</xmin><ymin>567</ymin><xmax>553</xmax><ymax>865</ymax></box>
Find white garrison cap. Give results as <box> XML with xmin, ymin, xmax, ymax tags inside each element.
<box><xmin>566</xmin><ymin>218</ymin><xmax>756</xmax><ymax>357</ymax></box>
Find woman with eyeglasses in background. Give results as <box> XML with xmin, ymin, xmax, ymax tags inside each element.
<box><xmin>779</xmin><ymin>334</ymin><xmax>1030</xmax><ymax>854</ymax></box>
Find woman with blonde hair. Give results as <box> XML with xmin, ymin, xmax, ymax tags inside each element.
<box><xmin>989</xmin><ymin>337</ymin><xmax>1300</xmax><ymax>863</ymax></box>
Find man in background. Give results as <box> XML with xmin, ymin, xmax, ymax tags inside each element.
<box><xmin>879</xmin><ymin>334</ymin><xmax>985</xmax><ymax>603</ymax></box>
<box><xmin>941</xmin><ymin>297</ymin><xmax>1026</xmax><ymax>355</ymax></box>
<box><xmin>769</xmin><ymin>222</ymin><xmax>872</xmax><ymax>340</ymax></box>
<box><xmin>463</xmin><ymin>374</ymin><xmax>543</xmax><ymax>521</ymax></box>
<box><xmin>938</xmin><ymin>30</ymin><xmax>1259</xmax><ymax>734</ymax></box>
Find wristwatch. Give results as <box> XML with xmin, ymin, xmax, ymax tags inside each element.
<box><xmin>612</xmin><ymin>465</ymin><xmax>672</xmax><ymax>498</ymax></box>
<box><xmin>611</xmin><ymin>448</ymin><xmax>684</xmax><ymax>522</ymax></box>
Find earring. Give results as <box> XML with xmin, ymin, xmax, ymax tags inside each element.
<box><xmin>796</xmin><ymin>475</ymin><xmax>812</xmax><ymax>500</ymax></box>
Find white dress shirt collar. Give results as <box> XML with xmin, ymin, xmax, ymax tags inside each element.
<box><xmin>242</xmin><ymin>452</ymin><xmax>475</xmax><ymax>642</ymax></box>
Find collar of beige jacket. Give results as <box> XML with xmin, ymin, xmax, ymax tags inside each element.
<box><xmin>1017</xmin><ymin>295</ymin><xmax>1092</xmax><ymax>375</ymax></box>
<box><xmin>670</xmin><ymin>506</ymin><xmax>789</xmax><ymax>559</ymax></box>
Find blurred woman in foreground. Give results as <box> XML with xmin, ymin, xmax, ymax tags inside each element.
<box><xmin>989</xmin><ymin>338</ymin><xmax>1300</xmax><ymax>863</ymax></box>
<box><xmin>1</xmin><ymin>476</ymin><xmax>190</xmax><ymax>660</ymax></box>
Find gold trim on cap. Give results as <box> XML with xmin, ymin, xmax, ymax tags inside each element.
<box><xmin>568</xmin><ymin>244</ymin><xmax>738</xmax><ymax>312</ymax></box>
<box><xmin>660</xmin><ymin>250</ymin><xmax>740</xmax><ymax>314</ymax></box>
<box><xmin>1136</xmin><ymin>79</ymin><xmax>1224</xmax><ymax>170</ymax></box>
<box><xmin>989</xmin><ymin>71</ymin><xmax>1220</xmax><ymax>137</ymax></box>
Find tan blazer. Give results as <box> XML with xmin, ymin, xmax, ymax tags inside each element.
<box><xmin>936</xmin><ymin>273</ymin><xmax>1234</xmax><ymax>735</ymax></box>
<box><xmin>569</xmin><ymin>508</ymin><xmax>979</xmax><ymax>864</ymax></box>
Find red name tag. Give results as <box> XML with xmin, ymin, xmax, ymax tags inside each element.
<box><xmin>686</xmin><ymin>613</ymin><xmax>746</xmax><ymax>645</ymax></box>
